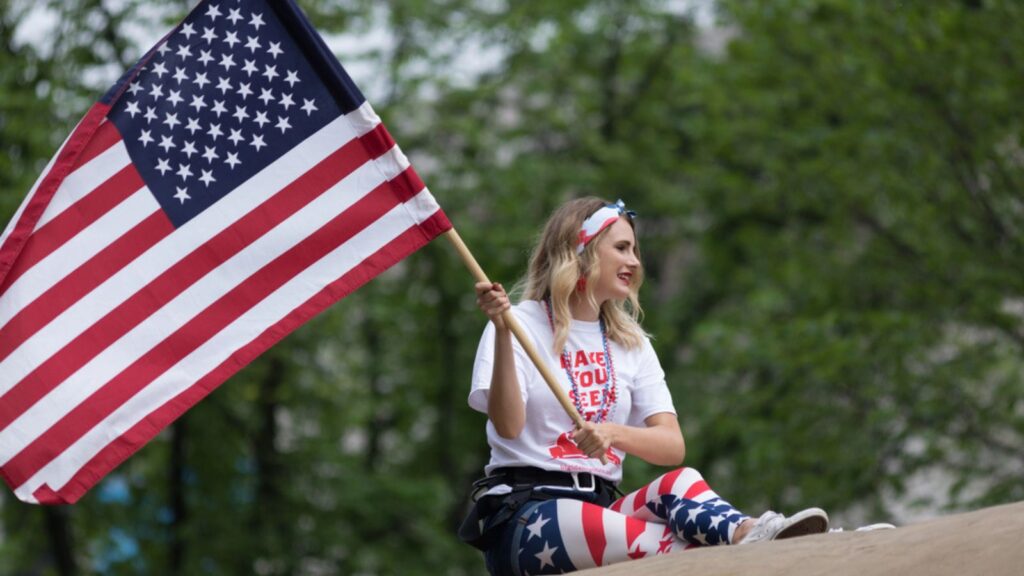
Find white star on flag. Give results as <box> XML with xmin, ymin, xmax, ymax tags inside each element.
<box><xmin>158</xmin><ymin>135</ymin><xmax>175</xmax><ymax>152</ymax></box>
<box><xmin>155</xmin><ymin>158</ymin><xmax>172</xmax><ymax>175</ymax></box>
<box><xmin>250</xmin><ymin>133</ymin><xmax>266</xmax><ymax>151</ymax></box>
<box><xmin>199</xmin><ymin>169</ymin><xmax>216</xmax><ymax>187</ymax></box>
<box><xmin>162</xmin><ymin>112</ymin><xmax>180</xmax><ymax>129</ymax></box>
<box><xmin>219</xmin><ymin>54</ymin><xmax>236</xmax><ymax>71</ymax></box>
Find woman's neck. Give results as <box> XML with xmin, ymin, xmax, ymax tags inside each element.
<box><xmin>568</xmin><ymin>293</ymin><xmax>601</xmax><ymax>322</ymax></box>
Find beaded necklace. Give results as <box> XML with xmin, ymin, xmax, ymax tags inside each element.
<box><xmin>543</xmin><ymin>298</ymin><xmax>618</xmax><ymax>423</ymax></box>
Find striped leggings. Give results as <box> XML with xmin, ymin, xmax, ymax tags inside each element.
<box><xmin>486</xmin><ymin>467</ymin><xmax>748</xmax><ymax>575</ymax></box>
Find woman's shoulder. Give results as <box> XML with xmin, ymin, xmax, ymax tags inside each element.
<box><xmin>511</xmin><ymin>299</ymin><xmax>546</xmax><ymax>320</ymax></box>
<box><xmin>508</xmin><ymin>300</ymin><xmax>555</xmax><ymax>344</ymax></box>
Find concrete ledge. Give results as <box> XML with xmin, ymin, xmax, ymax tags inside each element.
<box><xmin>578</xmin><ymin>501</ymin><xmax>1024</xmax><ymax>576</ymax></box>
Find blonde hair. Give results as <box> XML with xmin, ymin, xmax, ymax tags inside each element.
<box><xmin>519</xmin><ymin>197</ymin><xmax>647</xmax><ymax>353</ymax></box>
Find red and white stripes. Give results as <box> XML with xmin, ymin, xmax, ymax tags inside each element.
<box><xmin>610</xmin><ymin>467</ymin><xmax>713</xmax><ymax>519</ymax></box>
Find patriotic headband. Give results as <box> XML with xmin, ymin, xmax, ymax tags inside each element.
<box><xmin>577</xmin><ymin>199</ymin><xmax>637</xmax><ymax>254</ymax></box>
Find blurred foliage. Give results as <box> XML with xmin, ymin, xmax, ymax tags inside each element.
<box><xmin>2</xmin><ymin>0</ymin><xmax>1023</xmax><ymax>574</ymax></box>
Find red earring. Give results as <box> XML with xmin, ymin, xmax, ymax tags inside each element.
<box><xmin>576</xmin><ymin>277</ymin><xmax>587</xmax><ymax>292</ymax></box>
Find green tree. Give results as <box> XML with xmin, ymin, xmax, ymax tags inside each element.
<box><xmin>673</xmin><ymin>0</ymin><xmax>1024</xmax><ymax>515</ymax></box>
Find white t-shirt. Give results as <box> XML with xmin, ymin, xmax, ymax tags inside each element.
<box><xmin>469</xmin><ymin>300</ymin><xmax>676</xmax><ymax>485</ymax></box>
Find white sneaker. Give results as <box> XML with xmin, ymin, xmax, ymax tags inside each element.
<box><xmin>739</xmin><ymin>508</ymin><xmax>830</xmax><ymax>544</ymax></box>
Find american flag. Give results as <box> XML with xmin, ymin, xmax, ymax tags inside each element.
<box><xmin>0</xmin><ymin>0</ymin><xmax>450</xmax><ymax>505</ymax></box>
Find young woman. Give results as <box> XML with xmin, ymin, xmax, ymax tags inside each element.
<box><xmin>459</xmin><ymin>198</ymin><xmax>829</xmax><ymax>575</ymax></box>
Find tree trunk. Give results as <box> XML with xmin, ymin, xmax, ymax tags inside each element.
<box><xmin>252</xmin><ymin>353</ymin><xmax>289</xmax><ymax>572</ymax></box>
<box><xmin>363</xmin><ymin>311</ymin><xmax>387</xmax><ymax>473</ymax></box>
<box><xmin>169</xmin><ymin>417</ymin><xmax>188</xmax><ymax>575</ymax></box>
<box><xmin>432</xmin><ymin>256</ymin><xmax>458</xmax><ymax>483</ymax></box>
<box><xmin>43</xmin><ymin>506</ymin><xmax>77</xmax><ymax>576</ymax></box>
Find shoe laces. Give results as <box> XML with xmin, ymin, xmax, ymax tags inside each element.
<box><xmin>740</xmin><ymin>511</ymin><xmax>785</xmax><ymax>544</ymax></box>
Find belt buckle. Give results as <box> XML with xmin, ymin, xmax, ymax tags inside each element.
<box><xmin>571</xmin><ymin>472</ymin><xmax>596</xmax><ymax>493</ymax></box>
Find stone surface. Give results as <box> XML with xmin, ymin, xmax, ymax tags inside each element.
<box><xmin>577</xmin><ymin>501</ymin><xmax>1024</xmax><ymax>576</ymax></box>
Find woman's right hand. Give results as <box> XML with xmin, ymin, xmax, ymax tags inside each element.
<box><xmin>475</xmin><ymin>281</ymin><xmax>510</xmax><ymax>330</ymax></box>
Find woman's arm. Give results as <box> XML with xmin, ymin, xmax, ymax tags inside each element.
<box><xmin>475</xmin><ymin>282</ymin><xmax>526</xmax><ymax>438</ymax></box>
<box><xmin>572</xmin><ymin>412</ymin><xmax>685</xmax><ymax>467</ymax></box>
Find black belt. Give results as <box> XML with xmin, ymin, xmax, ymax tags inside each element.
<box><xmin>459</xmin><ymin>466</ymin><xmax>619</xmax><ymax>551</ymax></box>
<box><xmin>480</xmin><ymin>466</ymin><xmax>616</xmax><ymax>495</ymax></box>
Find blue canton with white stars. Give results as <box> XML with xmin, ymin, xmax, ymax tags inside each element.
<box><xmin>108</xmin><ymin>0</ymin><xmax>343</xmax><ymax>228</ymax></box>
<box><xmin>664</xmin><ymin>496</ymin><xmax>746</xmax><ymax>545</ymax></box>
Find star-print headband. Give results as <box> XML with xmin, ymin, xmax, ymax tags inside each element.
<box><xmin>576</xmin><ymin>199</ymin><xmax>637</xmax><ymax>254</ymax></box>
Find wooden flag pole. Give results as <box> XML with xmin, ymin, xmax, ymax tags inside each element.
<box><xmin>443</xmin><ymin>228</ymin><xmax>587</xmax><ymax>431</ymax></box>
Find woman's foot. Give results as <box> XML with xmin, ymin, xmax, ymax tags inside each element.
<box><xmin>736</xmin><ymin>508</ymin><xmax>829</xmax><ymax>544</ymax></box>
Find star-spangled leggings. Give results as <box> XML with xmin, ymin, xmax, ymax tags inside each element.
<box><xmin>485</xmin><ymin>467</ymin><xmax>749</xmax><ymax>575</ymax></box>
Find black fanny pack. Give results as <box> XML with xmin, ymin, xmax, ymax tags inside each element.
<box><xmin>457</xmin><ymin>467</ymin><xmax>620</xmax><ymax>551</ymax></box>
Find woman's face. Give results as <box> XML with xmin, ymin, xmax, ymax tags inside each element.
<box><xmin>591</xmin><ymin>217</ymin><xmax>640</xmax><ymax>303</ymax></box>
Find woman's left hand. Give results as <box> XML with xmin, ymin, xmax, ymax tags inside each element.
<box><xmin>571</xmin><ymin>422</ymin><xmax>616</xmax><ymax>460</ymax></box>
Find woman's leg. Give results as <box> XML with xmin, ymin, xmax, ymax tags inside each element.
<box><xmin>505</xmin><ymin>498</ymin><xmax>695</xmax><ymax>575</ymax></box>
<box><xmin>609</xmin><ymin>467</ymin><xmax>750</xmax><ymax>545</ymax></box>
<box><xmin>490</xmin><ymin>469</ymin><xmax>755</xmax><ymax>575</ymax></box>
